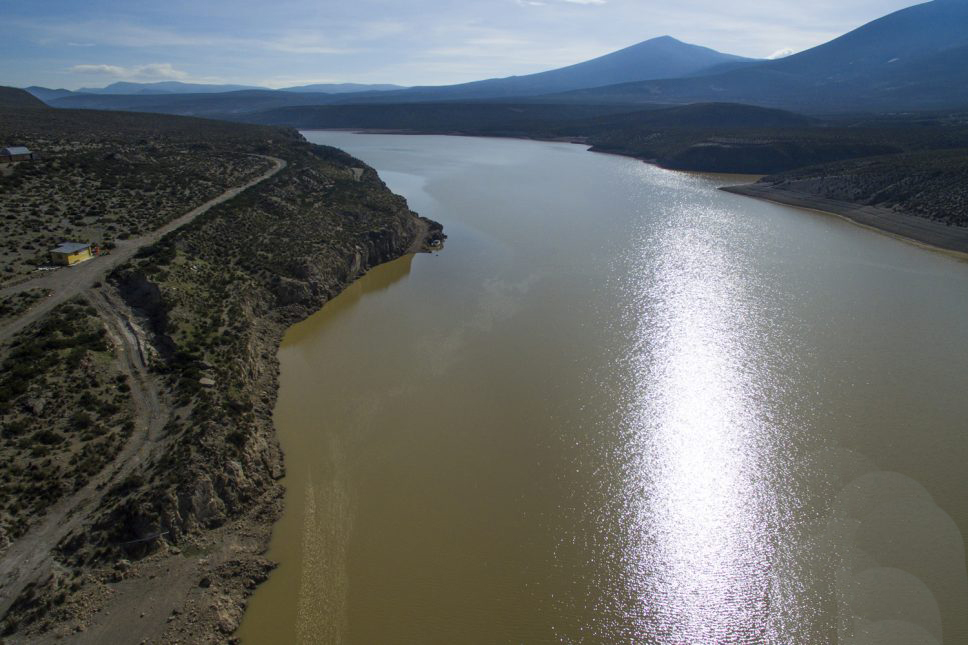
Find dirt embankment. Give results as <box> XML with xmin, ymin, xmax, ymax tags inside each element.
<box><xmin>721</xmin><ymin>183</ymin><xmax>968</xmax><ymax>255</ymax></box>
<box><xmin>0</xmin><ymin>142</ymin><xmax>443</xmax><ymax>643</ymax></box>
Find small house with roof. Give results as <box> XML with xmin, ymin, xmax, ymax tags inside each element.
<box><xmin>50</xmin><ymin>242</ymin><xmax>95</xmax><ymax>266</ymax></box>
<box><xmin>0</xmin><ymin>147</ymin><xmax>35</xmax><ymax>162</ymax></box>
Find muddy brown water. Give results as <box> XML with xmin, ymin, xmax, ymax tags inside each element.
<box><xmin>239</xmin><ymin>133</ymin><xmax>968</xmax><ymax>644</ymax></box>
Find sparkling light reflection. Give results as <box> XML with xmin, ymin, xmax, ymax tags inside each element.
<box><xmin>616</xmin><ymin>170</ymin><xmax>785</xmax><ymax>643</ymax></box>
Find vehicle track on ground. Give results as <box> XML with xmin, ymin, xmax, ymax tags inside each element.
<box><xmin>0</xmin><ymin>155</ymin><xmax>286</xmax><ymax>621</ymax></box>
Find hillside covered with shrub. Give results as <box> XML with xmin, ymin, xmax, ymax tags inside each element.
<box><xmin>0</xmin><ymin>92</ymin><xmax>441</xmax><ymax>641</ymax></box>
<box><xmin>752</xmin><ymin>149</ymin><xmax>968</xmax><ymax>227</ymax></box>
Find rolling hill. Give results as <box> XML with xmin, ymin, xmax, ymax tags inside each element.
<box><xmin>0</xmin><ymin>87</ymin><xmax>48</xmax><ymax>110</ymax></box>
<box><xmin>46</xmin><ymin>89</ymin><xmax>341</xmax><ymax>116</ymax></box>
<box><xmin>242</xmin><ymin>100</ymin><xmax>968</xmax><ymax>174</ymax></box>
<box><xmin>243</xmin><ymin>101</ymin><xmax>814</xmax><ymax>133</ymax></box>
<box><xmin>23</xmin><ymin>86</ymin><xmax>74</xmax><ymax>102</ymax></box>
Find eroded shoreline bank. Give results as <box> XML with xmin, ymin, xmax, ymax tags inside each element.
<box><xmin>721</xmin><ymin>183</ymin><xmax>968</xmax><ymax>257</ymax></box>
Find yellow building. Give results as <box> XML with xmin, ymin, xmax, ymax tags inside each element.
<box><xmin>50</xmin><ymin>242</ymin><xmax>94</xmax><ymax>266</ymax></box>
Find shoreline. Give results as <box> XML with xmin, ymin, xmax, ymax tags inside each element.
<box><xmin>159</xmin><ymin>135</ymin><xmax>961</xmax><ymax>642</ymax></box>
<box><xmin>721</xmin><ymin>183</ymin><xmax>968</xmax><ymax>259</ymax></box>
<box><xmin>234</xmin><ymin>133</ymin><xmax>968</xmax><ymax>642</ymax></box>
<box><xmin>304</xmin><ymin>129</ymin><xmax>968</xmax><ymax>258</ymax></box>
<box><xmin>148</xmin><ymin>210</ymin><xmax>442</xmax><ymax>643</ymax></box>
<box><xmin>10</xmin><ymin>130</ymin><xmax>957</xmax><ymax>642</ymax></box>
<box><xmin>300</xmin><ymin>127</ymin><xmax>588</xmax><ymax>145</ymax></box>
<box><xmin>0</xmin><ymin>134</ymin><xmax>443</xmax><ymax>643</ymax></box>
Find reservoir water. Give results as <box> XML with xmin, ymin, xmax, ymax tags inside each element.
<box><xmin>239</xmin><ymin>133</ymin><xmax>968</xmax><ymax>644</ymax></box>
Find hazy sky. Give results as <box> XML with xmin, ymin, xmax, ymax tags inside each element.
<box><xmin>1</xmin><ymin>0</ymin><xmax>920</xmax><ymax>89</ymax></box>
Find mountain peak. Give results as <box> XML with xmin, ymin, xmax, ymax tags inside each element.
<box><xmin>553</xmin><ymin>0</ymin><xmax>968</xmax><ymax>112</ymax></box>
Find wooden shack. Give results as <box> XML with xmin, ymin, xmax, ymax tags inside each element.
<box><xmin>50</xmin><ymin>242</ymin><xmax>94</xmax><ymax>266</ymax></box>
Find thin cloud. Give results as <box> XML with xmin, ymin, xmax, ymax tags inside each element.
<box><xmin>518</xmin><ymin>0</ymin><xmax>606</xmax><ymax>5</ymax></box>
<box><xmin>16</xmin><ymin>18</ymin><xmax>368</xmax><ymax>56</ymax></box>
<box><xmin>24</xmin><ymin>20</ymin><xmax>213</xmax><ymax>48</ymax></box>
<box><xmin>69</xmin><ymin>64</ymin><xmax>128</xmax><ymax>76</ymax></box>
<box><xmin>516</xmin><ymin>0</ymin><xmax>606</xmax><ymax>6</ymax></box>
<box><xmin>262</xmin><ymin>33</ymin><xmax>362</xmax><ymax>55</ymax></box>
<box><xmin>68</xmin><ymin>63</ymin><xmax>189</xmax><ymax>81</ymax></box>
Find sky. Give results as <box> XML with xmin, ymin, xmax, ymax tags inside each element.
<box><xmin>1</xmin><ymin>0</ymin><xmax>921</xmax><ymax>90</ymax></box>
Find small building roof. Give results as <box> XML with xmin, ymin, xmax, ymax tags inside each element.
<box><xmin>51</xmin><ymin>242</ymin><xmax>91</xmax><ymax>254</ymax></box>
<box><xmin>1</xmin><ymin>146</ymin><xmax>31</xmax><ymax>155</ymax></box>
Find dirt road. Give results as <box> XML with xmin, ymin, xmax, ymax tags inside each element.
<box><xmin>0</xmin><ymin>288</ymin><xmax>168</xmax><ymax>620</ymax></box>
<box><xmin>0</xmin><ymin>155</ymin><xmax>286</xmax><ymax>345</ymax></box>
<box><xmin>0</xmin><ymin>155</ymin><xmax>286</xmax><ymax>624</ymax></box>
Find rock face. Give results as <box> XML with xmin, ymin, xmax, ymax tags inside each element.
<box><xmin>116</xmin><ymin>271</ymin><xmax>176</xmax><ymax>358</ymax></box>
<box><xmin>272</xmin><ymin>276</ymin><xmax>312</xmax><ymax>306</ymax></box>
<box><xmin>71</xmin><ymin>143</ymin><xmax>437</xmax><ymax>640</ymax></box>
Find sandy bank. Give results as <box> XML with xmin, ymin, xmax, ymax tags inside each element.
<box><xmin>722</xmin><ymin>183</ymin><xmax>968</xmax><ymax>258</ymax></box>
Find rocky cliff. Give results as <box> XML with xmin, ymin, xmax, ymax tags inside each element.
<box><xmin>1</xmin><ymin>138</ymin><xmax>442</xmax><ymax>642</ymax></box>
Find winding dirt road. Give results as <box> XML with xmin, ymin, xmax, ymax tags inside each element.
<box><xmin>0</xmin><ymin>155</ymin><xmax>286</xmax><ymax>624</ymax></box>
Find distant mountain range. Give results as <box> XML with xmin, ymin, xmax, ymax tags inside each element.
<box><xmin>280</xmin><ymin>83</ymin><xmax>407</xmax><ymax>93</ymax></box>
<box><xmin>552</xmin><ymin>0</ymin><xmax>968</xmax><ymax>110</ymax></box>
<box><xmin>23</xmin><ymin>86</ymin><xmax>75</xmax><ymax>102</ymax></box>
<box><xmin>30</xmin><ymin>36</ymin><xmax>757</xmax><ymax>115</ymax></box>
<box><xmin>348</xmin><ymin>36</ymin><xmax>757</xmax><ymax>102</ymax></box>
<box><xmin>41</xmin><ymin>89</ymin><xmax>362</xmax><ymax>116</ymax></box>
<box><xmin>23</xmin><ymin>81</ymin><xmax>408</xmax><ymax>100</ymax></box>
<box><xmin>76</xmin><ymin>81</ymin><xmax>265</xmax><ymax>94</ymax></box>
<box><xmin>22</xmin><ymin>0</ymin><xmax>968</xmax><ymax>117</ymax></box>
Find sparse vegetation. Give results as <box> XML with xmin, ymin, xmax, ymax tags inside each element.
<box><xmin>0</xmin><ymin>95</ymin><xmax>438</xmax><ymax>641</ymax></box>
<box><xmin>0</xmin><ymin>288</ymin><xmax>50</xmax><ymax>323</ymax></box>
<box><xmin>244</xmin><ymin>101</ymin><xmax>968</xmax><ymax>176</ymax></box>
<box><xmin>95</xmin><ymin>141</ymin><xmax>431</xmax><ymax>550</ymax></box>
<box><xmin>0</xmin><ymin>109</ymin><xmax>277</xmax><ymax>284</ymax></box>
<box><xmin>0</xmin><ymin>298</ymin><xmax>134</xmax><ymax>545</ymax></box>
<box><xmin>755</xmin><ymin>148</ymin><xmax>968</xmax><ymax>226</ymax></box>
